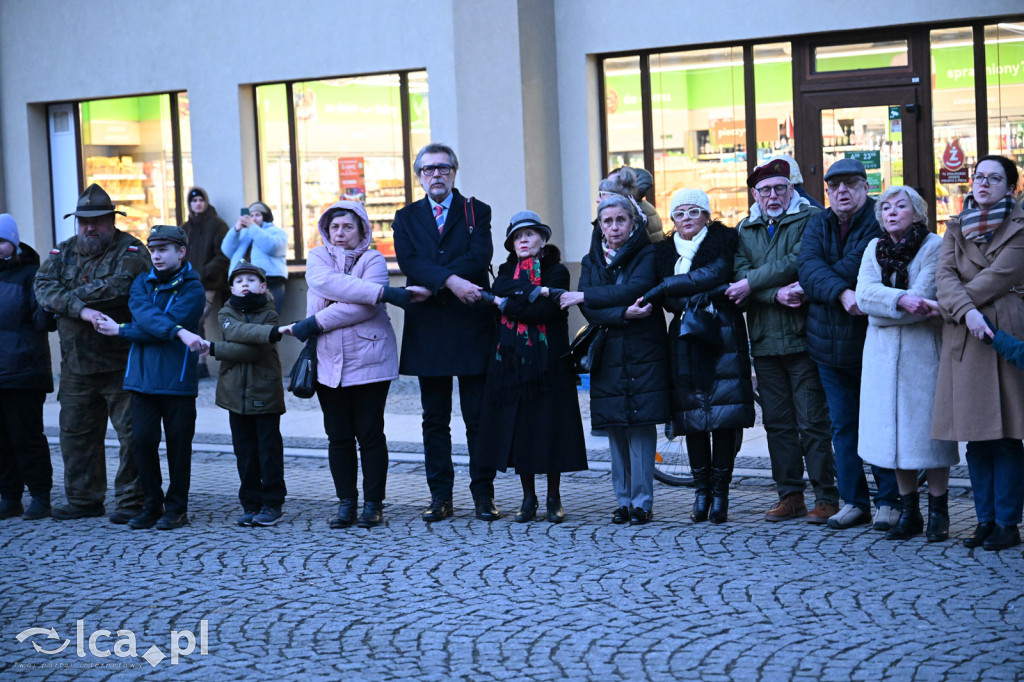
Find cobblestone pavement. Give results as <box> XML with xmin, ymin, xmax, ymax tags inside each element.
<box><xmin>2</xmin><ymin>447</ymin><xmax>1022</xmax><ymax>681</ymax></box>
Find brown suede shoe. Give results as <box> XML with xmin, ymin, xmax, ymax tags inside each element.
<box><xmin>764</xmin><ymin>492</ymin><xmax>807</xmax><ymax>522</ymax></box>
<box><xmin>807</xmin><ymin>501</ymin><xmax>839</xmax><ymax>525</ymax></box>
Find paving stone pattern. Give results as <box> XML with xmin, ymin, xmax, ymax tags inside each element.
<box><xmin>2</xmin><ymin>445</ymin><xmax>1022</xmax><ymax>681</ymax></box>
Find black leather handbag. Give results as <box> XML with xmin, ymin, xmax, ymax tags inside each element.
<box><xmin>563</xmin><ymin>324</ymin><xmax>607</xmax><ymax>374</ymax></box>
<box><xmin>678</xmin><ymin>297</ymin><xmax>722</xmax><ymax>348</ymax></box>
<box><xmin>287</xmin><ymin>339</ymin><xmax>318</xmax><ymax>399</ymax></box>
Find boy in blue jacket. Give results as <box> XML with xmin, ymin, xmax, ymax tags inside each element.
<box><xmin>96</xmin><ymin>225</ymin><xmax>207</xmax><ymax>530</ymax></box>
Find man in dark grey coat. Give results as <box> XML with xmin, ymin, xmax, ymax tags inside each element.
<box><xmin>392</xmin><ymin>143</ymin><xmax>498</xmax><ymax>522</ymax></box>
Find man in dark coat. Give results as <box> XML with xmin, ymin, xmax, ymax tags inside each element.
<box><xmin>182</xmin><ymin>186</ymin><xmax>229</xmax><ymax>377</ymax></box>
<box><xmin>798</xmin><ymin>158</ymin><xmax>899</xmax><ymax>531</ymax></box>
<box><xmin>392</xmin><ymin>143</ymin><xmax>498</xmax><ymax>522</ymax></box>
<box><xmin>34</xmin><ymin>184</ymin><xmax>152</xmax><ymax>522</ymax></box>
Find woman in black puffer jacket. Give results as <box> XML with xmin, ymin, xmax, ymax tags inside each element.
<box><xmin>643</xmin><ymin>189</ymin><xmax>755</xmax><ymax>524</ymax></box>
<box><xmin>561</xmin><ymin>194</ymin><xmax>669</xmax><ymax>525</ymax></box>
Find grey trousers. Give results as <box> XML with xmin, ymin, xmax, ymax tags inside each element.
<box><xmin>607</xmin><ymin>424</ymin><xmax>656</xmax><ymax>512</ymax></box>
<box><xmin>754</xmin><ymin>352</ymin><xmax>838</xmax><ymax>504</ymax></box>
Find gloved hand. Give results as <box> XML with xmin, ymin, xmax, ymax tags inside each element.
<box><xmin>381</xmin><ymin>286</ymin><xmax>413</xmax><ymax>307</ymax></box>
<box><xmin>982</xmin><ymin>314</ymin><xmax>997</xmax><ymax>345</ymax></box>
<box><xmin>641</xmin><ymin>282</ymin><xmax>666</xmax><ymax>307</ymax></box>
<box><xmin>478</xmin><ymin>291</ymin><xmax>496</xmax><ymax>305</ymax></box>
<box><xmin>291</xmin><ymin>315</ymin><xmax>323</xmax><ymax>342</ymax></box>
<box><xmin>546</xmin><ymin>287</ymin><xmax>568</xmax><ymax>301</ymax></box>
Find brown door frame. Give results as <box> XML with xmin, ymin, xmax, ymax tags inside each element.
<box><xmin>792</xmin><ymin>28</ymin><xmax>934</xmax><ymax>220</ymax></box>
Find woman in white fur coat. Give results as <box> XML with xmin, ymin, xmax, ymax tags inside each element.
<box><xmin>856</xmin><ymin>186</ymin><xmax>958</xmax><ymax>543</ymax></box>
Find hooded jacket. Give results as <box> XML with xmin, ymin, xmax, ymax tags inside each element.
<box><xmin>221</xmin><ymin>220</ymin><xmax>288</xmax><ymax>279</ymax></box>
<box><xmin>0</xmin><ymin>244</ymin><xmax>54</xmax><ymax>391</ymax></box>
<box><xmin>182</xmin><ymin>187</ymin><xmax>230</xmax><ymax>291</ymax></box>
<box><xmin>579</xmin><ymin>221</ymin><xmax>670</xmax><ymax>429</ymax></box>
<box><xmin>119</xmin><ymin>262</ymin><xmax>206</xmax><ymax>396</ymax></box>
<box><xmin>305</xmin><ymin>200</ymin><xmax>398</xmax><ymax>389</ymax></box>
<box><xmin>212</xmin><ymin>294</ymin><xmax>285</xmax><ymax>415</ymax></box>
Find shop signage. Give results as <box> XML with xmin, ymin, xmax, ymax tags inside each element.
<box><xmin>941</xmin><ymin>139</ymin><xmax>966</xmax><ymax>171</ymax></box>
<box><xmin>939</xmin><ymin>168</ymin><xmax>970</xmax><ymax>184</ymax></box>
<box><xmin>844</xmin><ymin>150</ymin><xmax>881</xmax><ymax>170</ymax></box>
<box><xmin>338</xmin><ymin>157</ymin><xmax>365</xmax><ymax>200</ymax></box>
<box><xmin>710</xmin><ymin>118</ymin><xmax>779</xmax><ymax>146</ymax></box>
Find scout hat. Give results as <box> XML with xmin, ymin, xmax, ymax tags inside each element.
<box><xmin>147</xmin><ymin>224</ymin><xmax>188</xmax><ymax>247</ymax></box>
<box><xmin>747</xmin><ymin>159</ymin><xmax>791</xmax><ymax>188</ymax></box>
<box><xmin>504</xmin><ymin>210</ymin><xmax>552</xmax><ymax>251</ymax></box>
<box><xmin>63</xmin><ymin>183</ymin><xmax>127</xmax><ymax>219</ymax></box>
<box><xmin>229</xmin><ymin>260</ymin><xmax>267</xmax><ymax>283</ymax></box>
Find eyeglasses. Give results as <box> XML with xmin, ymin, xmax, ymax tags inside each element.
<box><xmin>826</xmin><ymin>178</ymin><xmax>864</xmax><ymax>191</ymax></box>
<box><xmin>754</xmin><ymin>183</ymin><xmax>790</xmax><ymax>197</ymax></box>
<box><xmin>419</xmin><ymin>164</ymin><xmax>453</xmax><ymax>177</ymax></box>
<box><xmin>672</xmin><ymin>207</ymin><xmax>704</xmax><ymax>220</ymax></box>
<box><xmin>973</xmin><ymin>173</ymin><xmax>1005</xmax><ymax>186</ymax></box>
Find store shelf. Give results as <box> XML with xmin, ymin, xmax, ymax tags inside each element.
<box><xmin>109</xmin><ymin>194</ymin><xmax>147</xmax><ymax>201</ymax></box>
<box><xmin>90</xmin><ymin>173</ymin><xmax>147</xmax><ymax>180</ymax></box>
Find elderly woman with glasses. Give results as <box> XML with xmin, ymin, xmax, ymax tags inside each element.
<box><xmin>854</xmin><ymin>186</ymin><xmax>957</xmax><ymax>542</ymax></box>
<box><xmin>642</xmin><ymin>189</ymin><xmax>755</xmax><ymax>524</ymax></box>
<box><xmin>933</xmin><ymin>155</ymin><xmax>1024</xmax><ymax>551</ymax></box>
<box><xmin>561</xmin><ymin>194</ymin><xmax>669</xmax><ymax>525</ymax></box>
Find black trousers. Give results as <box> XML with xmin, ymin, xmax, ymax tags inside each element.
<box><xmin>229</xmin><ymin>412</ymin><xmax>286</xmax><ymax>510</ymax></box>
<box><xmin>132</xmin><ymin>392</ymin><xmax>196</xmax><ymax>515</ymax></box>
<box><xmin>317</xmin><ymin>381</ymin><xmax>390</xmax><ymax>503</ymax></box>
<box><xmin>418</xmin><ymin>374</ymin><xmax>494</xmax><ymax>500</ymax></box>
<box><xmin>0</xmin><ymin>389</ymin><xmax>52</xmax><ymax>498</ymax></box>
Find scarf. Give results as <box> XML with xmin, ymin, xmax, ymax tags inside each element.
<box><xmin>491</xmin><ymin>257</ymin><xmax>549</xmax><ymax>402</ymax></box>
<box><xmin>228</xmin><ymin>292</ymin><xmax>269</xmax><ymax>313</ymax></box>
<box><xmin>960</xmin><ymin>195</ymin><xmax>1014</xmax><ymax>243</ymax></box>
<box><xmin>875</xmin><ymin>222</ymin><xmax>929</xmax><ymax>290</ymax></box>
<box><xmin>155</xmin><ymin>264</ymin><xmax>185</xmax><ymax>283</ymax></box>
<box><xmin>673</xmin><ymin>227</ymin><xmax>707</xmax><ymax>275</ymax></box>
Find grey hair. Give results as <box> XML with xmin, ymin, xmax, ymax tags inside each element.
<box><xmin>874</xmin><ymin>186</ymin><xmax>929</xmax><ymax>228</ymax></box>
<box><xmin>413</xmin><ymin>143</ymin><xmax>459</xmax><ymax>175</ymax></box>
<box><xmin>597</xmin><ymin>193</ymin><xmax>642</xmax><ymax>226</ymax></box>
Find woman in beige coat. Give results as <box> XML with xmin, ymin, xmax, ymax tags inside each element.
<box><xmin>933</xmin><ymin>155</ymin><xmax>1024</xmax><ymax>551</ymax></box>
<box><xmin>856</xmin><ymin>186</ymin><xmax>958</xmax><ymax>542</ymax></box>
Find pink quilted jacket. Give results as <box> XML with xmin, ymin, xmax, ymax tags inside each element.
<box><xmin>305</xmin><ymin>201</ymin><xmax>399</xmax><ymax>388</ymax></box>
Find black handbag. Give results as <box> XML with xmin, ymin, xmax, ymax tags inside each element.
<box><xmin>563</xmin><ymin>324</ymin><xmax>607</xmax><ymax>374</ymax></box>
<box><xmin>287</xmin><ymin>339</ymin><xmax>318</xmax><ymax>399</ymax></box>
<box><xmin>678</xmin><ymin>297</ymin><xmax>722</xmax><ymax>348</ymax></box>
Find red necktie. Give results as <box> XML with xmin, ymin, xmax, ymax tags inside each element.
<box><xmin>434</xmin><ymin>205</ymin><xmax>444</xmax><ymax>233</ymax></box>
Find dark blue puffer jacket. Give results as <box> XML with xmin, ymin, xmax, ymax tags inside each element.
<box><xmin>798</xmin><ymin>197</ymin><xmax>882</xmax><ymax>368</ymax></box>
<box><xmin>0</xmin><ymin>244</ymin><xmax>54</xmax><ymax>391</ymax></box>
<box><xmin>120</xmin><ymin>262</ymin><xmax>205</xmax><ymax>396</ymax></box>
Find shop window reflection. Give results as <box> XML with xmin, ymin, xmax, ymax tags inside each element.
<box><xmin>602</xmin><ymin>56</ymin><xmax>644</xmax><ymax>176</ymax></box>
<box><xmin>986</xmin><ymin>23</ymin><xmax>1024</xmax><ymax>165</ymax></box>
<box><xmin>754</xmin><ymin>43</ymin><xmax>795</xmax><ymax>169</ymax></box>
<box><xmin>256</xmin><ymin>83</ymin><xmax>295</xmax><ymax>259</ymax></box>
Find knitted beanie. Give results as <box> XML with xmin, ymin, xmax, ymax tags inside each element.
<box><xmin>0</xmin><ymin>213</ymin><xmax>19</xmax><ymax>248</ymax></box>
<box><xmin>669</xmin><ymin>189</ymin><xmax>710</xmax><ymax>217</ymax></box>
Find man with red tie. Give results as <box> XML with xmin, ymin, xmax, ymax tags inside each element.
<box><xmin>392</xmin><ymin>143</ymin><xmax>498</xmax><ymax>522</ymax></box>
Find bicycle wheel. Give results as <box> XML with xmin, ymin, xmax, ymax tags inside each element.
<box><xmin>654</xmin><ymin>434</ymin><xmax>693</xmax><ymax>487</ymax></box>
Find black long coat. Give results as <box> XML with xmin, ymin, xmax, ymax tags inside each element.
<box><xmin>580</xmin><ymin>224</ymin><xmax>670</xmax><ymax>430</ymax></box>
<box><xmin>653</xmin><ymin>223</ymin><xmax>755</xmax><ymax>434</ymax></box>
<box><xmin>477</xmin><ymin>247</ymin><xmax>588</xmax><ymax>475</ymax></box>
<box><xmin>0</xmin><ymin>244</ymin><xmax>53</xmax><ymax>391</ymax></box>
<box><xmin>393</xmin><ymin>189</ymin><xmax>495</xmax><ymax>376</ymax></box>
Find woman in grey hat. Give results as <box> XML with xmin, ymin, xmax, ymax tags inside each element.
<box><xmin>477</xmin><ymin>211</ymin><xmax>588</xmax><ymax>523</ymax></box>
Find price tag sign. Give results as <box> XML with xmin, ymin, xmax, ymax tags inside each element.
<box><xmin>845</xmin><ymin>150</ymin><xmax>881</xmax><ymax>170</ymax></box>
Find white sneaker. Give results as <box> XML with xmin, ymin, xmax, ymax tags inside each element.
<box><xmin>826</xmin><ymin>503</ymin><xmax>870</xmax><ymax>529</ymax></box>
<box><xmin>873</xmin><ymin>505</ymin><xmax>900</xmax><ymax>531</ymax></box>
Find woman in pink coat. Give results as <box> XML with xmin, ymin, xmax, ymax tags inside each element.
<box><xmin>284</xmin><ymin>200</ymin><xmax>425</xmax><ymax>529</ymax></box>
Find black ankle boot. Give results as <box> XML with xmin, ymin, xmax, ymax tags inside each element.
<box><xmin>546</xmin><ymin>496</ymin><xmax>565</xmax><ymax>523</ymax></box>
<box><xmin>515</xmin><ymin>494</ymin><xmax>538</xmax><ymax>523</ymax></box>
<box><xmin>690</xmin><ymin>467</ymin><xmax>711</xmax><ymax>522</ymax></box>
<box><xmin>926</xmin><ymin>492</ymin><xmax>949</xmax><ymax>543</ymax></box>
<box><xmin>885</xmin><ymin>491</ymin><xmax>923</xmax><ymax>540</ymax></box>
<box><xmin>708</xmin><ymin>467</ymin><xmax>732</xmax><ymax>524</ymax></box>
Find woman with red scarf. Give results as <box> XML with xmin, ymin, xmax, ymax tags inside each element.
<box><xmin>478</xmin><ymin>211</ymin><xmax>588</xmax><ymax>523</ymax></box>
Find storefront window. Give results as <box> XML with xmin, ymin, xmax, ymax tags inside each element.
<box><xmin>178</xmin><ymin>92</ymin><xmax>194</xmax><ymax>216</ymax></box>
<box><xmin>602</xmin><ymin>56</ymin><xmax>644</xmax><ymax>174</ymax></box>
<box><xmin>79</xmin><ymin>92</ymin><xmax>190</xmax><ymax>245</ymax></box>
<box><xmin>814</xmin><ymin>40</ymin><xmax>909</xmax><ymax>73</ymax></box>
<box><xmin>754</xmin><ymin>42</ymin><xmax>795</xmax><ymax>164</ymax></box>
<box><xmin>931</xmin><ymin>27</ymin><xmax>977</xmax><ymax>233</ymax></box>
<box><xmin>255</xmin><ymin>70</ymin><xmax>427</xmax><ymax>262</ymax></box>
<box><xmin>985</xmin><ymin>23</ymin><xmax>1024</xmax><ymax>164</ymax></box>
<box><xmin>649</xmin><ymin>47</ymin><xmax>747</xmax><ymax>225</ymax></box>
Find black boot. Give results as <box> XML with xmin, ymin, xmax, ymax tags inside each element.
<box><xmin>885</xmin><ymin>491</ymin><xmax>923</xmax><ymax>540</ymax></box>
<box><xmin>926</xmin><ymin>492</ymin><xmax>949</xmax><ymax>543</ymax></box>
<box><xmin>690</xmin><ymin>467</ymin><xmax>711</xmax><ymax>522</ymax></box>
<box><xmin>330</xmin><ymin>498</ymin><xmax>358</xmax><ymax>529</ymax></box>
<box><xmin>708</xmin><ymin>467</ymin><xmax>731</xmax><ymax>524</ymax></box>
<box><xmin>515</xmin><ymin>494</ymin><xmax>538</xmax><ymax>523</ymax></box>
<box><xmin>546</xmin><ymin>496</ymin><xmax>565</xmax><ymax>524</ymax></box>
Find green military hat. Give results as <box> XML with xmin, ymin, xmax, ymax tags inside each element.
<box><xmin>64</xmin><ymin>183</ymin><xmax>128</xmax><ymax>219</ymax></box>
<box><xmin>147</xmin><ymin>224</ymin><xmax>188</xmax><ymax>247</ymax></box>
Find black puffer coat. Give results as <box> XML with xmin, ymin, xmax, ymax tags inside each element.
<box><xmin>0</xmin><ymin>244</ymin><xmax>53</xmax><ymax>391</ymax></box>
<box><xmin>652</xmin><ymin>223</ymin><xmax>755</xmax><ymax>434</ymax></box>
<box><xmin>580</xmin><ymin>224</ymin><xmax>670</xmax><ymax>430</ymax></box>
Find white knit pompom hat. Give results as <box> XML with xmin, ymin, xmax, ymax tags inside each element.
<box><xmin>669</xmin><ymin>188</ymin><xmax>710</xmax><ymax>217</ymax></box>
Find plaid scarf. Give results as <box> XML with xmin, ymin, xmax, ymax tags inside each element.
<box><xmin>875</xmin><ymin>222</ymin><xmax>929</xmax><ymax>290</ymax></box>
<box><xmin>960</xmin><ymin>195</ymin><xmax>1014</xmax><ymax>243</ymax></box>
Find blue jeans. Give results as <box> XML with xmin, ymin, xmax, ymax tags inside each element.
<box><xmin>966</xmin><ymin>439</ymin><xmax>1024</xmax><ymax>526</ymax></box>
<box><xmin>815</xmin><ymin>362</ymin><xmax>899</xmax><ymax>512</ymax></box>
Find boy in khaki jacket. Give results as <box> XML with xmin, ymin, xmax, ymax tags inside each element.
<box><xmin>209</xmin><ymin>262</ymin><xmax>287</xmax><ymax>526</ymax></box>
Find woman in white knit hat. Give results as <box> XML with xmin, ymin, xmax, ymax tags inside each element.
<box><xmin>641</xmin><ymin>189</ymin><xmax>755</xmax><ymax>524</ymax></box>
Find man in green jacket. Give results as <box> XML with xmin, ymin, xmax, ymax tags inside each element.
<box><xmin>726</xmin><ymin>159</ymin><xmax>838</xmax><ymax>524</ymax></box>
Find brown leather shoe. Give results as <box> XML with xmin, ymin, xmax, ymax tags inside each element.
<box><xmin>807</xmin><ymin>501</ymin><xmax>839</xmax><ymax>525</ymax></box>
<box><xmin>764</xmin><ymin>492</ymin><xmax>807</xmax><ymax>521</ymax></box>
